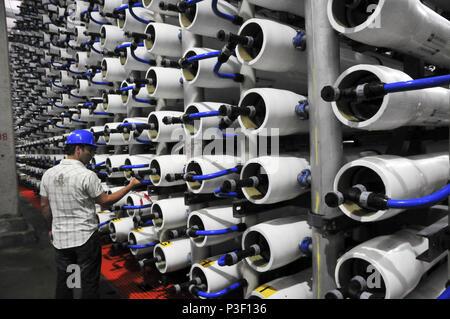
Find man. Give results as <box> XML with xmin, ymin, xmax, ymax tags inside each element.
<box><xmin>39</xmin><ymin>129</ymin><xmax>141</xmax><ymax>299</ymax></box>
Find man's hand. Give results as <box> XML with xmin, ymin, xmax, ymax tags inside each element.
<box><xmin>128</xmin><ymin>177</ymin><xmax>142</xmax><ymax>188</ymax></box>
<box><xmin>48</xmin><ymin>231</ymin><xmax>53</xmax><ymax>245</ymax></box>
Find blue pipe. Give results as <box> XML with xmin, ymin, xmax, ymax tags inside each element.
<box><xmin>119</xmin><ymin>122</ymin><xmax>147</xmax><ymax>128</ymax></box>
<box><xmin>128</xmin><ymin>241</ymin><xmax>158</xmax><ymax>249</ymax></box>
<box><xmin>217</xmin><ymin>250</ymin><xmax>237</xmax><ymax>266</ymax></box>
<box><xmin>98</xmin><ymin>220</ymin><xmax>111</xmax><ymax>228</ymax></box>
<box><xmin>196</xmin><ymin>281</ymin><xmax>243</xmax><ymax>298</ymax></box>
<box><xmin>384</xmin><ymin>74</ymin><xmax>450</xmax><ymax>94</ymax></box>
<box><xmin>214</xmin><ymin>187</ymin><xmax>237</xmax><ymax>198</ymax></box>
<box><xmin>136</xmin><ymin>138</ymin><xmax>153</xmax><ymax>144</ymax></box>
<box><xmin>114</xmin><ymin>4</ymin><xmax>129</xmax><ymax>12</ymax></box>
<box><xmin>194</xmin><ymin>225</ymin><xmax>239</xmax><ymax>236</ymax></box>
<box><xmin>186</xmin><ymin>0</ymin><xmax>204</xmax><ymax>5</ymax></box>
<box><xmin>188</xmin><ymin>110</ymin><xmax>220</xmax><ymax>119</ymax></box>
<box><xmin>130</xmin><ymin>3</ymin><xmax>153</xmax><ymax>24</ymax></box>
<box><xmin>121</xmin><ymin>164</ymin><xmax>150</xmax><ymax>169</ymax></box>
<box><xmin>191</xmin><ymin>167</ymin><xmax>239</xmax><ymax>181</ymax></box>
<box><xmin>213</xmin><ymin>61</ymin><xmax>238</xmax><ymax>80</ymax></box>
<box><xmin>119</xmin><ymin>85</ymin><xmax>135</xmax><ymax>92</ymax></box>
<box><xmin>91</xmin><ymin>46</ymin><xmax>103</xmax><ymax>55</ymax></box>
<box><xmin>123</xmin><ymin>203</ymin><xmax>153</xmax><ymax>210</ymax></box>
<box><xmin>130</xmin><ymin>47</ymin><xmax>153</xmax><ymax>64</ymax></box>
<box><xmin>132</xmin><ymin>95</ymin><xmax>155</xmax><ymax>104</ymax></box>
<box><xmin>211</xmin><ymin>0</ymin><xmax>235</xmax><ymax>22</ymax></box>
<box><xmin>89</xmin><ymin>10</ymin><xmax>109</xmax><ymax>25</ymax></box>
<box><xmin>437</xmin><ymin>287</ymin><xmax>450</xmax><ymax>299</ymax></box>
<box><xmin>187</xmin><ymin>50</ymin><xmax>221</xmax><ymax>62</ymax></box>
<box><xmin>387</xmin><ymin>184</ymin><xmax>450</xmax><ymax>208</ymax></box>
<box><xmin>93</xmin><ymin>161</ymin><xmax>105</xmax><ymax>167</ymax></box>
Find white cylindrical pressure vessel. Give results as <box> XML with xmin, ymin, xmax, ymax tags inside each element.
<box><xmin>144</xmin><ymin>23</ymin><xmax>182</xmax><ymax>57</ymax></box>
<box><xmin>75</xmin><ymin>51</ymin><xmax>89</xmax><ymax>70</ymax></box>
<box><xmin>100</xmin><ymin>25</ymin><xmax>128</xmax><ymax>51</ymax></box>
<box><xmin>147</xmin><ymin>111</ymin><xmax>185</xmax><ymax>142</ymax></box>
<box><xmin>74</xmin><ymin>26</ymin><xmax>89</xmax><ymax>46</ymax></box>
<box><xmin>248</xmin><ymin>0</ymin><xmax>305</xmax><ymax>17</ymax></box>
<box><xmin>236</xmin><ymin>18</ymin><xmax>400</xmax><ymax>73</ymax></box>
<box><xmin>185</xmin><ymin>155</ymin><xmax>241</xmax><ymax>194</ymax></box>
<box><xmin>118</xmin><ymin>7</ymin><xmax>154</xmax><ymax>33</ymax></box>
<box><xmin>181</xmin><ymin>47</ymin><xmax>241</xmax><ymax>88</ymax></box>
<box><xmin>249</xmin><ymin>270</ymin><xmax>313</xmax><ymax>299</ymax></box>
<box><xmin>102</xmin><ymin>58</ymin><xmax>129</xmax><ymax>82</ymax></box>
<box><xmin>149</xmin><ymin>155</ymin><xmax>187</xmax><ymax>187</ymax></box>
<box><xmin>86</xmin><ymin>42</ymin><xmax>104</xmax><ymax>65</ymax></box>
<box><xmin>128</xmin><ymin>226</ymin><xmax>159</xmax><ymax>258</ymax></box>
<box><xmin>60</xmin><ymin>70</ymin><xmax>76</xmax><ymax>86</ymax></box>
<box><xmin>335</xmin><ymin>227</ymin><xmax>448</xmax><ymax>299</ymax></box>
<box><xmin>91</xmin><ymin>154</ymin><xmax>108</xmax><ymax>170</ymax></box>
<box><xmin>153</xmin><ymin>238</ymin><xmax>191</xmax><ymax>273</ymax></box>
<box><xmin>120</xmin><ymin>81</ymin><xmax>154</xmax><ymax>109</ymax></box>
<box><xmin>333</xmin><ymin>153</ymin><xmax>449</xmax><ymax>222</ymax></box>
<box><xmin>183</xmin><ymin>102</ymin><xmax>238</xmax><ymax>139</ymax></box>
<box><xmin>90</xmin><ymin>126</ymin><xmax>106</xmax><ymax>144</ymax></box>
<box><xmin>240</xmin><ymin>156</ymin><xmax>310</xmax><ymax>205</ymax></box>
<box><xmin>103</xmin><ymin>92</ymin><xmax>126</xmax><ymax>114</ymax></box>
<box><xmin>236</xmin><ymin>18</ymin><xmax>304</xmax><ymax>73</ymax></box>
<box><xmin>145</xmin><ymin>67</ymin><xmax>184</xmax><ymax>99</ymax></box>
<box><xmin>331</xmin><ymin>64</ymin><xmax>449</xmax><ymax>131</ymax></box>
<box><xmin>76</xmin><ymin>79</ymin><xmax>100</xmax><ymax>97</ymax></box>
<box><xmin>104</xmin><ymin>121</ymin><xmax>127</xmax><ymax>146</ymax></box>
<box><xmin>187</xmin><ymin>206</ymin><xmax>242</xmax><ymax>247</ymax></box>
<box><xmin>237</xmin><ymin>88</ymin><xmax>308</xmax><ymax>136</ymax></box>
<box><xmin>100</xmin><ymin>0</ymin><xmax>124</xmax><ymax>14</ymax></box>
<box><xmin>123</xmin><ymin>154</ymin><xmax>155</xmax><ymax>181</ymax></box>
<box><xmin>105</xmin><ymin>154</ymin><xmax>129</xmax><ymax>178</ymax></box>
<box><xmin>151</xmin><ymin>197</ymin><xmax>188</xmax><ymax>231</ymax></box>
<box><xmin>327</xmin><ymin>0</ymin><xmax>450</xmax><ymax>67</ymax></box>
<box><xmin>109</xmin><ymin>216</ymin><xmax>135</xmax><ymax>242</ymax></box>
<box><xmin>189</xmin><ymin>256</ymin><xmax>244</xmax><ymax>297</ymax></box>
<box><xmin>179</xmin><ymin>0</ymin><xmax>239</xmax><ymax>38</ymax></box>
<box><xmin>86</xmin><ymin>10</ymin><xmax>109</xmax><ymax>32</ymax></box>
<box><xmin>121</xmin><ymin>46</ymin><xmax>154</xmax><ymax>72</ymax></box>
<box><xmin>242</xmin><ymin>216</ymin><xmax>312</xmax><ymax>272</ymax></box>
<box><xmin>144</xmin><ymin>0</ymin><xmax>178</xmax><ymax>15</ymax></box>
<box><xmin>61</xmin><ymin>93</ymin><xmax>79</xmax><ymax>107</ymax></box>
<box><xmin>96</xmin><ymin>210</ymin><xmax>116</xmax><ymax>233</ymax></box>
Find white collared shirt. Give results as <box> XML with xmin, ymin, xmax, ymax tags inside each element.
<box><xmin>40</xmin><ymin>159</ymin><xmax>104</xmax><ymax>249</ymax></box>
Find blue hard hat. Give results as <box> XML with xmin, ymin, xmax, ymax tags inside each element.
<box><xmin>66</xmin><ymin>129</ymin><xmax>97</xmax><ymax>146</ymax></box>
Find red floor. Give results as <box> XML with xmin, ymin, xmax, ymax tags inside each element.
<box><xmin>19</xmin><ymin>184</ymin><xmax>188</xmax><ymax>299</ymax></box>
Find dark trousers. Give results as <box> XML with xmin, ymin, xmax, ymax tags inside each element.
<box><xmin>54</xmin><ymin>231</ymin><xmax>102</xmax><ymax>299</ymax></box>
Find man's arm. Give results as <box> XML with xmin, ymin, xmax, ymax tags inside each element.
<box><xmin>95</xmin><ymin>177</ymin><xmax>141</xmax><ymax>208</ymax></box>
<box><xmin>40</xmin><ymin>196</ymin><xmax>53</xmax><ymax>244</ymax></box>
<box><xmin>40</xmin><ymin>196</ymin><xmax>52</xmax><ymax>230</ymax></box>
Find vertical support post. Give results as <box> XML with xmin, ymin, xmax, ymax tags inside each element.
<box><xmin>0</xmin><ymin>3</ymin><xmax>19</xmax><ymax>217</ymax></box>
<box><xmin>305</xmin><ymin>0</ymin><xmax>344</xmax><ymax>298</ymax></box>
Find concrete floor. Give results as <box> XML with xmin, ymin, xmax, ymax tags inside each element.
<box><xmin>0</xmin><ymin>194</ymin><xmax>122</xmax><ymax>299</ymax></box>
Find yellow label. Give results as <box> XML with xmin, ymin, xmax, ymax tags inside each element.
<box><xmin>133</xmin><ymin>228</ymin><xmax>143</xmax><ymax>232</ymax></box>
<box><xmin>199</xmin><ymin>259</ymin><xmax>214</xmax><ymax>268</ymax></box>
<box><xmin>160</xmin><ymin>241</ymin><xmax>172</xmax><ymax>247</ymax></box>
<box><xmin>254</xmin><ymin>284</ymin><xmax>277</xmax><ymax>298</ymax></box>
<box><xmin>244</xmin><ymin>187</ymin><xmax>262</xmax><ymax>198</ymax></box>
<box><xmin>113</xmin><ymin>218</ymin><xmax>121</xmax><ymax>222</ymax></box>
